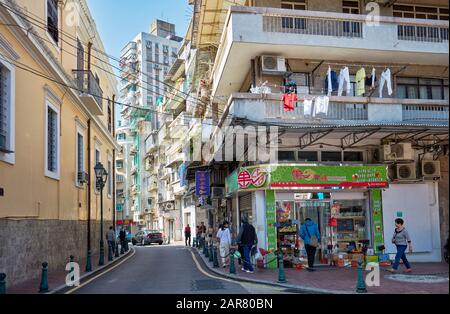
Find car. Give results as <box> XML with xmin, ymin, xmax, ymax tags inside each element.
<box><xmin>132</xmin><ymin>230</ymin><xmax>163</xmax><ymax>246</ymax></box>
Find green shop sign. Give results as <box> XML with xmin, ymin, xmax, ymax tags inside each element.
<box><xmin>226</xmin><ymin>164</ymin><xmax>388</xmax><ymax>193</ymax></box>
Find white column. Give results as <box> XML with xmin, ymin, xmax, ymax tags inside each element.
<box><xmin>253</xmin><ymin>191</ymin><xmax>267</xmax><ymax>250</ymax></box>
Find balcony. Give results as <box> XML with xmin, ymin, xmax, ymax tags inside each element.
<box><xmin>165</xmin><ymin>152</ymin><xmax>185</xmax><ymax>168</ymax></box>
<box><xmin>145</xmin><ymin>134</ymin><xmax>158</xmax><ymax>155</ymax></box>
<box><xmin>226</xmin><ymin>93</ymin><xmax>448</xmax><ymax>126</ymax></box>
<box><xmin>148</xmin><ymin>175</ymin><xmax>158</xmax><ymax>192</ymax></box>
<box><xmin>212</xmin><ymin>6</ymin><xmax>449</xmax><ymax>98</ymax></box>
<box><xmin>158</xmin><ymin>123</ymin><xmax>172</xmax><ymax>145</ymax></box>
<box><xmin>169</xmin><ymin>112</ymin><xmax>192</xmax><ymax>139</ymax></box>
<box><xmin>73</xmin><ymin>70</ymin><xmax>104</xmax><ymax>115</ymax></box>
<box><xmin>171</xmin><ymin>180</ymin><xmax>186</xmax><ymax>196</ymax></box>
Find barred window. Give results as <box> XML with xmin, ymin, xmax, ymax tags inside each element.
<box><xmin>77</xmin><ymin>132</ymin><xmax>84</xmax><ymax>174</ymax></box>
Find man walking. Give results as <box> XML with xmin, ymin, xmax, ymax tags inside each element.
<box><xmin>106</xmin><ymin>226</ymin><xmax>116</xmax><ymax>255</ymax></box>
<box><xmin>119</xmin><ymin>228</ymin><xmax>126</xmax><ymax>252</ymax></box>
<box><xmin>237</xmin><ymin>218</ymin><xmax>257</xmax><ymax>273</ymax></box>
<box><xmin>185</xmin><ymin>224</ymin><xmax>192</xmax><ymax>246</ymax></box>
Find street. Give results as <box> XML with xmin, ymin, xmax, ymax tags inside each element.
<box><xmin>70</xmin><ymin>245</ymin><xmax>291</xmax><ymax>294</ymax></box>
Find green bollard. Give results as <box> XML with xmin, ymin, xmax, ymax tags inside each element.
<box><xmin>209</xmin><ymin>244</ymin><xmax>214</xmax><ymax>263</ymax></box>
<box><xmin>115</xmin><ymin>242</ymin><xmax>120</xmax><ymax>258</ymax></box>
<box><xmin>205</xmin><ymin>243</ymin><xmax>209</xmax><ymax>258</ymax></box>
<box><xmin>356</xmin><ymin>260</ymin><xmax>368</xmax><ymax>293</ymax></box>
<box><xmin>213</xmin><ymin>245</ymin><xmax>219</xmax><ymax>268</ymax></box>
<box><xmin>108</xmin><ymin>243</ymin><xmax>113</xmax><ymax>261</ymax></box>
<box><xmin>277</xmin><ymin>252</ymin><xmax>287</xmax><ymax>283</ymax></box>
<box><xmin>39</xmin><ymin>262</ymin><xmax>49</xmax><ymax>293</ymax></box>
<box><xmin>203</xmin><ymin>240</ymin><xmax>208</xmax><ymax>256</ymax></box>
<box><xmin>0</xmin><ymin>273</ymin><xmax>6</xmax><ymax>294</ymax></box>
<box><xmin>86</xmin><ymin>250</ymin><xmax>92</xmax><ymax>272</ymax></box>
<box><xmin>99</xmin><ymin>240</ymin><xmax>105</xmax><ymax>266</ymax></box>
<box><xmin>229</xmin><ymin>250</ymin><xmax>236</xmax><ymax>274</ymax></box>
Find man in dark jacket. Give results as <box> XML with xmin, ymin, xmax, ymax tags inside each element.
<box><xmin>237</xmin><ymin>218</ymin><xmax>257</xmax><ymax>273</ymax></box>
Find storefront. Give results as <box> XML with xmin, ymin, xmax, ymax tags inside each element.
<box><xmin>226</xmin><ymin>164</ymin><xmax>388</xmax><ymax>268</ymax></box>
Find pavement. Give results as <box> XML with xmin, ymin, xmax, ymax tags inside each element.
<box><xmin>195</xmin><ymin>246</ymin><xmax>449</xmax><ymax>294</ymax></box>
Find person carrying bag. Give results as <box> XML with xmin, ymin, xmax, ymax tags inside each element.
<box><xmin>300</xmin><ymin>218</ymin><xmax>321</xmax><ymax>272</ymax></box>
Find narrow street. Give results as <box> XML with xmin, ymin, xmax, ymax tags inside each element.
<box><xmin>70</xmin><ymin>245</ymin><xmax>290</xmax><ymax>294</ymax></box>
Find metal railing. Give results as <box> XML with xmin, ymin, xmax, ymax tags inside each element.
<box><xmin>402</xmin><ymin>104</ymin><xmax>449</xmax><ymax>121</ymax></box>
<box><xmin>72</xmin><ymin>70</ymin><xmax>103</xmax><ymax>110</ymax></box>
<box><xmin>398</xmin><ymin>24</ymin><xmax>449</xmax><ymax>43</ymax></box>
<box><xmin>263</xmin><ymin>15</ymin><xmax>363</xmax><ymax>38</ymax></box>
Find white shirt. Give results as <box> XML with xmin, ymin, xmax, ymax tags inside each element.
<box><xmin>216</xmin><ymin>228</ymin><xmax>232</xmax><ymax>245</ymax></box>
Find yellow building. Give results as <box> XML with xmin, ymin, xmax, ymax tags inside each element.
<box><xmin>0</xmin><ymin>0</ymin><xmax>118</xmax><ymax>286</ymax></box>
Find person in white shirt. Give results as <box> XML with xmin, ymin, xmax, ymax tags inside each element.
<box><xmin>216</xmin><ymin>221</ymin><xmax>232</xmax><ymax>268</ymax></box>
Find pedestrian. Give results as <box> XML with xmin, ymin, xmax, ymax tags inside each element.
<box><xmin>207</xmin><ymin>225</ymin><xmax>214</xmax><ymax>247</ymax></box>
<box><xmin>236</xmin><ymin>217</ymin><xmax>257</xmax><ymax>273</ymax></box>
<box><xmin>106</xmin><ymin>226</ymin><xmax>116</xmax><ymax>254</ymax></box>
<box><xmin>184</xmin><ymin>224</ymin><xmax>192</xmax><ymax>247</ymax></box>
<box><xmin>299</xmin><ymin>218</ymin><xmax>321</xmax><ymax>272</ymax></box>
<box><xmin>199</xmin><ymin>222</ymin><xmax>207</xmax><ymax>248</ymax></box>
<box><xmin>217</xmin><ymin>221</ymin><xmax>232</xmax><ymax>268</ymax></box>
<box><xmin>119</xmin><ymin>228</ymin><xmax>126</xmax><ymax>250</ymax></box>
<box><xmin>388</xmin><ymin>218</ymin><xmax>413</xmax><ymax>273</ymax></box>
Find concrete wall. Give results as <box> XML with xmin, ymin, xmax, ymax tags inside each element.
<box><xmin>0</xmin><ymin>219</ymin><xmax>112</xmax><ymax>288</ymax></box>
<box><xmin>438</xmin><ymin>155</ymin><xmax>449</xmax><ymax>260</ymax></box>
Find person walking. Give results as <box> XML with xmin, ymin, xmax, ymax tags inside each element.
<box><xmin>217</xmin><ymin>221</ymin><xmax>232</xmax><ymax>268</ymax></box>
<box><xmin>388</xmin><ymin>218</ymin><xmax>413</xmax><ymax>273</ymax></box>
<box><xmin>119</xmin><ymin>228</ymin><xmax>126</xmax><ymax>250</ymax></box>
<box><xmin>199</xmin><ymin>222</ymin><xmax>207</xmax><ymax>248</ymax></box>
<box><xmin>106</xmin><ymin>226</ymin><xmax>116</xmax><ymax>255</ymax></box>
<box><xmin>299</xmin><ymin>218</ymin><xmax>321</xmax><ymax>272</ymax></box>
<box><xmin>184</xmin><ymin>224</ymin><xmax>192</xmax><ymax>247</ymax></box>
<box><xmin>237</xmin><ymin>218</ymin><xmax>257</xmax><ymax>273</ymax></box>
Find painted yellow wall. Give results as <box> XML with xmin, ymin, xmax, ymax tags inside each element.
<box><xmin>0</xmin><ymin>0</ymin><xmax>118</xmax><ymax>222</ymax></box>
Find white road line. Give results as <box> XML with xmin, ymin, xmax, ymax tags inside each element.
<box><xmin>65</xmin><ymin>248</ymin><xmax>137</xmax><ymax>294</ymax></box>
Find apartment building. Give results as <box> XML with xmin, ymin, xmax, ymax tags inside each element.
<box><xmin>0</xmin><ymin>0</ymin><xmax>118</xmax><ymax>285</ymax></box>
<box><xmin>119</xmin><ymin>20</ymin><xmax>182</xmax><ymax>235</ymax></box>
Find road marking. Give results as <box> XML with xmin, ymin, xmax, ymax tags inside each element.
<box><xmin>188</xmin><ymin>248</ymin><xmax>284</xmax><ymax>292</ymax></box>
<box><xmin>65</xmin><ymin>248</ymin><xmax>136</xmax><ymax>294</ymax></box>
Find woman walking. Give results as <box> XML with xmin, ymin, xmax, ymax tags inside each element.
<box><xmin>217</xmin><ymin>221</ymin><xmax>232</xmax><ymax>267</ymax></box>
<box><xmin>388</xmin><ymin>218</ymin><xmax>413</xmax><ymax>273</ymax></box>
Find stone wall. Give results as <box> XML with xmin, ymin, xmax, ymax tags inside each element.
<box><xmin>0</xmin><ymin>219</ymin><xmax>112</xmax><ymax>288</ymax></box>
<box><xmin>438</xmin><ymin>155</ymin><xmax>449</xmax><ymax>260</ymax></box>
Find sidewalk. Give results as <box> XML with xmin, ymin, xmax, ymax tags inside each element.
<box><xmin>195</xmin><ymin>247</ymin><xmax>449</xmax><ymax>294</ymax></box>
<box><xmin>6</xmin><ymin>246</ymin><xmax>132</xmax><ymax>294</ymax></box>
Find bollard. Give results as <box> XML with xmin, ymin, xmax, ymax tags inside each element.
<box><xmin>277</xmin><ymin>252</ymin><xmax>287</xmax><ymax>283</ymax></box>
<box><xmin>209</xmin><ymin>244</ymin><xmax>214</xmax><ymax>262</ymax></box>
<box><xmin>115</xmin><ymin>242</ymin><xmax>120</xmax><ymax>258</ymax></box>
<box><xmin>203</xmin><ymin>241</ymin><xmax>208</xmax><ymax>256</ymax></box>
<box><xmin>192</xmin><ymin>237</ymin><xmax>196</xmax><ymax>248</ymax></box>
<box><xmin>120</xmin><ymin>241</ymin><xmax>125</xmax><ymax>255</ymax></box>
<box><xmin>0</xmin><ymin>273</ymin><xmax>6</xmax><ymax>294</ymax></box>
<box><xmin>108</xmin><ymin>243</ymin><xmax>113</xmax><ymax>262</ymax></box>
<box><xmin>69</xmin><ymin>256</ymin><xmax>75</xmax><ymax>282</ymax></box>
<box><xmin>39</xmin><ymin>262</ymin><xmax>49</xmax><ymax>293</ymax></box>
<box><xmin>86</xmin><ymin>250</ymin><xmax>92</xmax><ymax>272</ymax></box>
<box><xmin>213</xmin><ymin>245</ymin><xmax>219</xmax><ymax>268</ymax></box>
<box><xmin>356</xmin><ymin>260</ymin><xmax>368</xmax><ymax>293</ymax></box>
<box><xmin>205</xmin><ymin>243</ymin><xmax>209</xmax><ymax>258</ymax></box>
<box><xmin>229</xmin><ymin>250</ymin><xmax>236</xmax><ymax>274</ymax></box>
<box><xmin>99</xmin><ymin>240</ymin><xmax>105</xmax><ymax>266</ymax></box>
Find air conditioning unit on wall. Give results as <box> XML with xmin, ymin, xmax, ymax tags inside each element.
<box><xmin>261</xmin><ymin>56</ymin><xmax>287</xmax><ymax>74</ymax></box>
<box><xmin>393</xmin><ymin>163</ymin><xmax>417</xmax><ymax>181</ymax></box>
<box><xmin>421</xmin><ymin>160</ymin><xmax>441</xmax><ymax>179</ymax></box>
<box><xmin>383</xmin><ymin>143</ymin><xmax>414</xmax><ymax>161</ymax></box>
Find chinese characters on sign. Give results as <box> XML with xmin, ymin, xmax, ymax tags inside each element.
<box><xmin>195</xmin><ymin>171</ymin><xmax>210</xmax><ymax>197</ymax></box>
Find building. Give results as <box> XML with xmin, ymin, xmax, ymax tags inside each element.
<box><xmin>0</xmin><ymin>0</ymin><xmax>118</xmax><ymax>286</ymax></box>
<box><xmin>119</xmin><ymin>20</ymin><xmax>182</xmax><ymax>237</ymax></box>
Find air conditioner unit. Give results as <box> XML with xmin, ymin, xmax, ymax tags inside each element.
<box><xmin>383</xmin><ymin>143</ymin><xmax>414</xmax><ymax>161</ymax></box>
<box><xmin>261</xmin><ymin>56</ymin><xmax>287</xmax><ymax>74</ymax></box>
<box><xmin>77</xmin><ymin>172</ymin><xmax>88</xmax><ymax>184</ymax></box>
<box><xmin>395</xmin><ymin>163</ymin><xmax>417</xmax><ymax>181</ymax></box>
<box><xmin>421</xmin><ymin>160</ymin><xmax>441</xmax><ymax>179</ymax></box>
<box><xmin>211</xmin><ymin>187</ymin><xmax>225</xmax><ymax>199</ymax></box>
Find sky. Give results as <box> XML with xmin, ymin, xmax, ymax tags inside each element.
<box><xmin>87</xmin><ymin>0</ymin><xmax>191</xmax><ymax>60</ymax></box>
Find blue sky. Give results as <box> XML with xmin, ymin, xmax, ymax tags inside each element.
<box><xmin>87</xmin><ymin>0</ymin><xmax>191</xmax><ymax>58</ymax></box>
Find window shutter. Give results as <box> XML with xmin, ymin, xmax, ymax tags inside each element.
<box><xmin>77</xmin><ymin>133</ymin><xmax>84</xmax><ymax>173</ymax></box>
<box><xmin>47</xmin><ymin>108</ymin><xmax>57</xmax><ymax>172</ymax></box>
<box><xmin>0</xmin><ymin>66</ymin><xmax>7</xmax><ymax>149</ymax></box>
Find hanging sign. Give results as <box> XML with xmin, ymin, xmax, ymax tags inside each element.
<box><xmin>195</xmin><ymin>171</ymin><xmax>210</xmax><ymax>197</ymax></box>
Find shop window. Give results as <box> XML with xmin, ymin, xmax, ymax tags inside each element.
<box><xmin>343</xmin><ymin>151</ymin><xmax>364</xmax><ymax>162</ymax></box>
<box><xmin>334</xmin><ymin>199</ymin><xmax>369</xmax><ymax>252</ymax></box>
<box><xmin>278</xmin><ymin>150</ymin><xmax>296</xmax><ymax>162</ymax></box>
<box><xmin>321</xmin><ymin>151</ymin><xmax>342</xmax><ymax>162</ymax></box>
<box><xmin>298</xmin><ymin>151</ymin><xmax>318</xmax><ymax>162</ymax></box>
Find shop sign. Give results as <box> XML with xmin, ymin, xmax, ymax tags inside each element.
<box><xmin>195</xmin><ymin>171</ymin><xmax>210</xmax><ymax>197</ymax></box>
<box><xmin>237</xmin><ymin>167</ymin><xmax>268</xmax><ymax>190</ymax></box>
<box><xmin>265</xmin><ymin>190</ymin><xmax>278</xmax><ymax>269</ymax></box>
<box><xmin>372</xmin><ymin>189</ymin><xmax>384</xmax><ymax>253</ymax></box>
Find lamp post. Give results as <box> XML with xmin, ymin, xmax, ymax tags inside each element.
<box><xmin>95</xmin><ymin>162</ymin><xmax>108</xmax><ymax>266</ymax></box>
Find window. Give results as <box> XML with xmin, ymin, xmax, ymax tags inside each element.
<box><xmin>343</xmin><ymin>1</ymin><xmax>361</xmax><ymax>35</ymax></box>
<box><xmin>321</xmin><ymin>151</ymin><xmax>342</xmax><ymax>162</ymax></box>
<box><xmin>45</xmin><ymin>102</ymin><xmax>60</xmax><ymax>179</ymax></box>
<box><xmin>396</xmin><ymin>77</ymin><xmax>449</xmax><ymax>100</ymax></box>
<box><xmin>278</xmin><ymin>151</ymin><xmax>296</xmax><ymax>162</ymax></box>
<box><xmin>171</xmin><ymin>47</ymin><xmax>178</xmax><ymax>59</ymax></box>
<box><xmin>281</xmin><ymin>1</ymin><xmax>307</xmax><ymax>30</ymax></box>
<box><xmin>108</xmin><ymin>156</ymin><xmax>112</xmax><ymax>197</ymax></box>
<box><xmin>393</xmin><ymin>4</ymin><xmax>448</xmax><ymax>20</ymax></box>
<box><xmin>116</xmin><ymin>175</ymin><xmax>124</xmax><ymax>183</ymax></box>
<box><xmin>298</xmin><ymin>151</ymin><xmax>318</xmax><ymax>162</ymax></box>
<box><xmin>0</xmin><ymin>61</ymin><xmax>14</xmax><ymax>163</ymax></box>
<box><xmin>344</xmin><ymin>151</ymin><xmax>364</xmax><ymax>162</ymax></box>
<box><xmin>117</xmin><ymin>133</ymin><xmax>126</xmax><ymax>141</ymax></box>
<box><xmin>47</xmin><ymin>0</ymin><xmax>59</xmax><ymax>44</ymax></box>
<box><xmin>76</xmin><ymin>130</ymin><xmax>84</xmax><ymax>185</ymax></box>
<box><xmin>116</xmin><ymin>160</ymin><xmax>123</xmax><ymax>169</ymax></box>
<box><xmin>95</xmin><ymin>146</ymin><xmax>101</xmax><ymax>192</ymax></box>
<box><xmin>77</xmin><ymin>38</ymin><xmax>84</xmax><ymax>71</ymax></box>
<box><xmin>281</xmin><ymin>0</ymin><xmax>306</xmax><ymax>10</ymax></box>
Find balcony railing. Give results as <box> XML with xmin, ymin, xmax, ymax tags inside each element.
<box><xmin>73</xmin><ymin>70</ymin><xmax>103</xmax><ymax>115</ymax></box>
<box><xmin>402</xmin><ymin>104</ymin><xmax>449</xmax><ymax>122</ymax></box>
<box><xmin>398</xmin><ymin>24</ymin><xmax>449</xmax><ymax>43</ymax></box>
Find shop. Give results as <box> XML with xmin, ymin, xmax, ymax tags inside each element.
<box><xmin>226</xmin><ymin>164</ymin><xmax>389</xmax><ymax>268</ymax></box>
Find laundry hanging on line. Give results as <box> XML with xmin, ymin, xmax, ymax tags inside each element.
<box><xmin>355</xmin><ymin>67</ymin><xmax>366</xmax><ymax>96</ymax></box>
<box><xmin>283</xmin><ymin>93</ymin><xmax>298</xmax><ymax>112</ymax></box>
<box><xmin>325</xmin><ymin>66</ymin><xmax>339</xmax><ymax>96</ymax></box>
<box><xmin>379</xmin><ymin>68</ymin><xmax>393</xmax><ymax>98</ymax></box>
<box><xmin>338</xmin><ymin>67</ymin><xmax>351</xmax><ymax>96</ymax></box>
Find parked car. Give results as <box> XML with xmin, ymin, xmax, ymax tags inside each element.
<box><xmin>132</xmin><ymin>230</ymin><xmax>163</xmax><ymax>246</ymax></box>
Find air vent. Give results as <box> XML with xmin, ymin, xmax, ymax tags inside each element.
<box><xmin>383</xmin><ymin>143</ymin><xmax>414</xmax><ymax>161</ymax></box>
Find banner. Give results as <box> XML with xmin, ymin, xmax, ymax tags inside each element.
<box><xmin>265</xmin><ymin>190</ymin><xmax>278</xmax><ymax>269</ymax></box>
<box><xmin>372</xmin><ymin>189</ymin><xmax>385</xmax><ymax>253</ymax></box>
<box><xmin>195</xmin><ymin>171</ymin><xmax>210</xmax><ymax>197</ymax></box>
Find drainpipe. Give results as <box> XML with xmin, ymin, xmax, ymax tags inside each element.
<box><xmin>112</xmin><ymin>95</ymin><xmax>116</xmax><ymax>231</ymax></box>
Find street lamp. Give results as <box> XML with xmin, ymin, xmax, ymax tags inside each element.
<box><xmin>95</xmin><ymin>162</ymin><xmax>108</xmax><ymax>266</ymax></box>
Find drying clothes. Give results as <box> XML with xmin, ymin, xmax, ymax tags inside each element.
<box><xmin>379</xmin><ymin>68</ymin><xmax>393</xmax><ymax>98</ymax></box>
<box><xmin>283</xmin><ymin>93</ymin><xmax>298</xmax><ymax>112</ymax></box>
<box><xmin>325</xmin><ymin>67</ymin><xmax>338</xmax><ymax>96</ymax></box>
<box><xmin>355</xmin><ymin>68</ymin><xmax>366</xmax><ymax>96</ymax></box>
<box><xmin>303</xmin><ymin>99</ymin><xmax>313</xmax><ymax>116</ymax></box>
<box><xmin>365</xmin><ymin>69</ymin><xmax>377</xmax><ymax>88</ymax></box>
<box><xmin>371</xmin><ymin>68</ymin><xmax>376</xmax><ymax>88</ymax></box>
<box><xmin>337</xmin><ymin>67</ymin><xmax>351</xmax><ymax>96</ymax></box>
<box><xmin>314</xmin><ymin>96</ymin><xmax>330</xmax><ymax>116</ymax></box>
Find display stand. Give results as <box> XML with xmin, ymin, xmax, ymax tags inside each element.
<box><xmin>277</xmin><ymin>223</ymin><xmax>299</xmax><ymax>268</ymax></box>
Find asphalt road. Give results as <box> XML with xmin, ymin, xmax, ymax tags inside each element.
<box><xmin>71</xmin><ymin>244</ymin><xmax>290</xmax><ymax>294</ymax></box>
